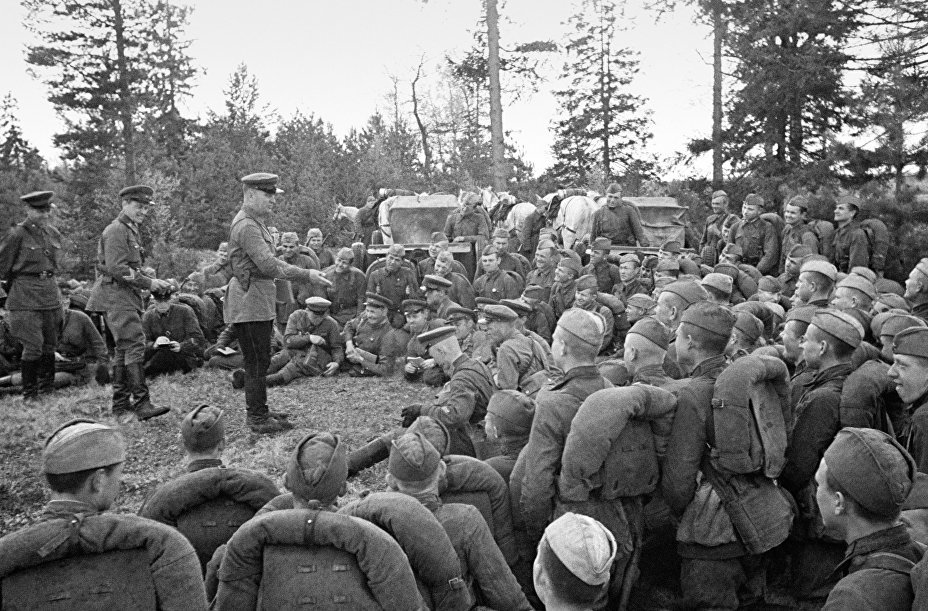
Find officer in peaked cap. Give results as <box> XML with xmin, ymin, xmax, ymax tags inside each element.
<box><xmin>223</xmin><ymin>172</ymin><xmax>331</xmax><ymax>434</ymax></box>
<box><xmin>421</xmin><ymin>273</ymin><xmax>458</xmax><ymax>320</ymax></box>
<box><xmin>342</xmin><ymin>292</ymin><xmax>396</xmax><ymax>378</ymax></box>
<box><xmin>0</xmin><ymin>191</ymin><xmax>65</xmax><ymax>401</ymax></box>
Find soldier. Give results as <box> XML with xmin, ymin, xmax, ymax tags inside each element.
<box><xmin>277</xmin><ymin>231</ymin><xmax>318</xmax><ymax>326</ymax></box>
<box><xmin>482</xmin><ymin>304</ymin><xmax>548</xmax><ymax>394</ymax></box>
<box><xmin>0</xmin><ymin>191</ymin><xmax>64</xmax><ymax>400</ymax></box>
<box><xmin>655</xmin><ymin>279</ymin><xmax>709</xmax><ymax>378</ymax></box>
<box><xmin>484</xmin><ymin>390</ymin><xmax>535</xmax><ymax>483</ymax></box>
<box><xmin>317</xmin><ymin>246</ymin><xmax>366</xmax><ymax>326</ymax></box>
<box><xmin>367</xmin><ymin>243</ymin><xmax>420</xmax><ymax>328</ymax></box>
<box><xmin>829</xmin><ymin>195</ymin><xmax>870</xmax><ymax>273</ymax></box>
<box><xmin>401</xmin><ymin>299</ymin><xmax>448</xmax><ymax>386</ymax></box>
<box><xmin>444</xmin><ymin>191</ymin><xmax>490</xmax><ymax>246</ymax></box>
<box><xmin>796</xmin><ymin>258</ymin><xmax>838</xmax><ymax>308</ymax></box>
<box><xmin>473</xmin><ymin>245</ymin><xmax>523</xmax><ymax>301</ymax></box>
<box><xmin>85</xmin><ymin>186</ymin><xmax>175</xmax><ymax>420</ymax></box>
<box><xmin>141</xmin><ymin>284</ymin><xmax>207</xmax><ymax>377</ymax></box>
<box><xmin>781</xmin><ymin>195</ymin><xmax>820</xmax><ymax>270</ymax></box>
<box><xmin>701</xmin><ymin>272</ymin><xmax>734</xmax><ymax>305</ymax></box>
<box><xmin>446</xmin><ymin>305</ymin><xmax>491</xmax><ymax>362</ymax></box>
<box><xmin>815</xmin><ymin>428</ymin><xmax>922</xmax><ymax>610</ymax></box>
<box><xmin>520</xmin><ymin>284</ymin><xmax>555</xmax><ymax>343</ymax></box>
<box><xmin>654</xmin><ymin>258</ymin><xmax>681</xmax><ymax>282</ymax></box>
<box><xmin>727</xmin><ymin>311</ymin><xmax>765</xmax><ymax>360</ymax></box>
<box><xmin>549</xmin><ymin>256</ymin><xmax>582</xmax><ymax>319</ymax></box>
<box><xmin>903</xmin><ymin>258</ymin><xmax>928</xmax><ymax>323</ymax></box>
<box><xmin>519</xmin><ymin>196</ymin><xmax>549</xmax><ymax>259</ymax></box>
<box><xmin>624</xmin><ymin>316</ymin><xmax>674</xmax><ymax>387</ymax></box>
<box><xmin>263</xmin><ymin>296</ymin><xmax>344</xmax><ymax>386</ymax></box>
<box><xmin>830</xmin><ymin>273</ymin><xmax>877</xmax><ymax>315</ymax></box>
<box><xmin>626</xmin><ymin>293</ymin><xmax>656</xmax><ymax>324</ymax></box>
<box><xmin>386</xmin><ymin>432</ymin><xmax>532</xmax><ymax>610</ymax></box>
<box><xmin>889</xmin><ymin>327</ymin><xmax>928</xmax><ymax>471</ymax></box>
<box><xmin>400</xmin><ymin>326</ymin><xmax>495</xmax><ymax>457</ymax></box>
<box><xmin>583</xmin><ymin>237</ymin><xmax>622</xmax><ymax>293</ymax></box>
<box><xmin>699</xmin><ymin>189</ymin><xmax>735</xmax><ymax>265</ymax></box>
<box><xmin>525</xmin><ymin>238</ymin><xmax>559</xmax><ymax>302</ymax></box>
<box><xmin>590</xmin><ymin>183</ymin><xmax>648</xmax><ymax>247</ymax></box>
<box><xmin>731</xmin><ymin>193</ymin><xmax>780</xmax><ymax>275</ymax></box>
<box><xmin>342</xmin><ymin>292</ymin><xmax>402</xmax><ymax>377</ymax></box>
<box><xmin>779</xmin><ymin>244</ymin><xmax>813</xmax><ymax>298</ymax></box>
<box><xmin>421</xmin><ymin>273</ymin><xmax>459</xmax><ymax>321</ymax></box>
<box><xmin>433</xmin><ymin>250</ymin><xmax>476</xmax><ymax>309</ymax></box>
<box><xmin>222</xmin><ymin>173</ymin><xmax>331</xmax><ymax>434</ymax></box>
<box><xmin>533</xmin><ymin>513</ymin><xmax>617</xmax><ymax>611</ymax></box>
<box><xmin>0</xmin><ymin>419</ymin><xmax>207</xmax><ymax>609</ymax></box>
<box><xmin>662</xmin><ymin>302</ymin><xmax>791</xmax><ymax>609</ymax></box>
<box><xmin>476</xmin><ymin>227</ymin><xmax>530</xmax><ymax>281</ymax></box>
<box><xmin>573</xmin><ymin>274</ymin><xmax>614</xmax><ymax>354</ymax></box>
<box><xmin>657</xmin><ymin>239</ymin><xmax>701</xmax><ymax>275</ymax></box>
<box><xmin>418</xmin><ymin>232</ymin><xmax>467</xmax><ymax>278</ymax></box>
<box><xmin>615</xmin><ymin>253</ymin><xmax>649</xmax><ymax>302</ymax></box>
<box><xmin>304</xmin><ymin>227</ymin><xmax>334</xmax><ymax>269</ymax></box>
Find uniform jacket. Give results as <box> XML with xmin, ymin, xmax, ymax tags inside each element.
<box><xmin>473</xmin><ymin>269</ymin><xmax>523</xmax><ymax>301</ymax></box>
<box><xmin>583</xmin><ymin>260</ymin><xmax>622</xmax><ymax>294</ymax></box>
<box><xmin>318</xmin><ymin>265</ymin><xmax>366</xmax><ymax>324</ymax></box>
<box><xmin>905</xmin><ymin>391</ymin><xmax>928</xmax><ymax>473</ymax></box>
<box><xmin>279</xmin><ymin>252</ymin><xmax>318</xmax><ymax>304</ymax></box>
<box><xmin>57</xmin><ymin>308</ymin><xmax>108</xmax><ymax>364</ymax></box>
<box><xmin>518</xmin><ymin>208</ymin><xmax>545</xmax><ymax>258</ymax></box>
<box><xmin>142</xmin><ymin>302</ymin><xmax>208</xmax><ymax>362</ymax></box>
<box><xmin>591</xmin><ymin>204</ymin><xmax>647</xmax><ymax>246</ymax></box>
<box><xmin>283</xmin><ymin>310</ymin><xmax>345</xmax><ymax>366</ymax></box>
<box><xmin>781</xmin><ymin>222</ymin><xmax>820</xmax><ymax>269</ymax></box>
<box><xmin>823</xmin><ymin>524</ymin><xmax>922</xmax><ymax>611</ymax></box>
<box><xmin>830</xmin><ymin>220</ymin><xmax>870</xmax><ymax>273</ymax></box>
<box><xmin>475</xmin><ymin>252</ymin><xmax>529</xmax><ymax>281</ymax></box>
<box><xmin>439</xmin><ymin>270</ymin><xmax>476</xmax><ymax>310</ymax></box>
<box><xmin>0</xmin><ymin>219</ymin><xmax>61</xmax><ymax>310</ymax></box>
<box><xmin>526</xmin><ymin>304</ymin><xmax>554</xmax><ymax>343</ymax></box>
<box><xmin>615</xmin><ymin>277</ymin><xmax>650</xmax><ymax>303</ymax></box>
<box><xmin>87</xmin><ymin>213</ymin><xmax>155</xmax><ymax>313</ymax></box>
<box><xmin>495</xmin><ymin>332</ymin><xmax>546</xmax><ymax>391</ymax></box>
<box><xmin>443</xmin><ymin>209</ymin><xmax>490</xmax><ymax>243</ymax></box>
<box><xmin>549</xmin><ymin>279</ymin><xmax>576</xmax><ymax>320</ymax></box>
<box><xmin>342</xmin><ymin>314</ymin><xmax>401</xmax><ymax>376</ymax></box>
<box><xmin>423</xmin><ymin>354</ymin><xmax>495</xmax><ymax>456</ymax></box>
<box><xmin>0</xmin><ymin>500</ymin><xmax>207</xmax><ymax>611</ymax></box>
<box><xmin>367</xmin><ymin>265</ymin><xmax>420</xmax><ymax>312</ymax></box>
<box><xmin>732</xmin><ymin>216</ymin><xmax>780</xmax><ymax>275</ymax></box>
<box><xmin>517</xmin><ymin>366</ymin><xmax>609</xmax><ymax>543</ymax></box>
<box><xmin>418</xmin><ymin>255</ymin><xmax>467</xmax><ymax>279</ymax></box>
<box><xmin>224</xmin><ymin>209</ymin><xmax>319</xmax><ymax>324</ymax></box>
<box><xmin>431</xmin><ymin>297</ymin><xmax>461</xmax><ymax>321</ymax></box>
<box><xmin>525</xmin><ymin>266</ymin><xmax>556</xmax><ymax>302</ymax></box>
<box><xmin>699</xmin><ymin>212</ymin><xmax>735</xmax><ymax>265</ymax></box>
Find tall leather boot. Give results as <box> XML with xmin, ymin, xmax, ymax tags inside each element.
<box><xmin>127</xmin><ymin>362</ymin><xmax>169</xmax><ymax>421</ymax></box>
<box><xmin>20</xmin><ymin>359</ymin><xmax>40</xmax><ymax>401</ymax></box>
<box><xmin>38</xmin><ymin>354</ymin><xmax>56</xmax><ymax>394</ymax></box>
<box><xmin>347</xmin><ymin>434</ymin><xmax>392</xmax><ymax>477</ymax></box>
<box><xmin>111</xmin><ymin>364</ymin><xmax>133</xmax><ymax>421</ymax></box>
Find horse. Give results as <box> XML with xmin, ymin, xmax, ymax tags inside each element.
<box><xmin>548</xmin><ymin>193</ymin><xmax>602</xmax><ymax>250</ymax></box>
<box><xmin>480</xmin><ymin>187</ymin><xmax>537</xmax><ymax>237</ymax></box>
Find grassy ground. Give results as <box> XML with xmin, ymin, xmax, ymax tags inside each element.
<box><xmin>0</xmin><ymin>368</ymin><xmax>424</xmax><ymax>536</ymax></box>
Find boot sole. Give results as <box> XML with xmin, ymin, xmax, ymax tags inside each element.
<box><xmin>137</xmin><ymin>406</ymin><xmax>170</xmax><ymax>421</ymax></box>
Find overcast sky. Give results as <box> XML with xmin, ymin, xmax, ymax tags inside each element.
<box><xmin>0</xmin><ymin>0</ymin><xmax>713</xmax><ymax>176</ymax></box>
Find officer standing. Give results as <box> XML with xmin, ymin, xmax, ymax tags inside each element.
<box><xmin>86</xmin><ymin>186</ymin><xmax>172</xmax><ymax>420</ymax></box>
<box><xmin>224</xmin><ymin>173</ymin><xmax>331</xmax><ymax>434</ymax></box>
<box><xmin>0</xmin><ymin>191</ymin><xmax>63</xmax><ymax>400</ymax></box>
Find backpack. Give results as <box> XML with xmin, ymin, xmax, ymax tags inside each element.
<box><xmin>860</xmin><ymin>217</ymin><xmax>890</xmax><ymax>272</ymax></box>
<box><xmin>808</xmin><ymin>219</ymin><xmax>835</xmax><ymax>252</ymax></box>
<box><xmin>864</xmin><ymin>542</ymin><xmax>928</xmax><ymax>609</ymax></box>
<box><xmin>710</xmin><ymin>354</ymin><xmax>790</xmax><ymax>478</ymax></box>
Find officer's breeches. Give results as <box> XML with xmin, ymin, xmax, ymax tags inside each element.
<box><xmin>8</xmin><ymin>309</ymin><xmax>61</xmax><ymax>361</ymax></box>
<box><xmin>105</xmin><ymin>310</ymin><xmax>145</xmax><ymax>365</ymax></box>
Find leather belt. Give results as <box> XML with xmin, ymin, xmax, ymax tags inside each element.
<box><xmin>17</xmin><ymin>271</ymin><xmax>54</xmax><ymax>279</ymax></box>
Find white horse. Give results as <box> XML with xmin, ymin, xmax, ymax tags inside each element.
<box><xmin>553</xmin><ymin>194</ymin><xmax>603</xmax><ymax>250</ymax></box>
<box><xmin>480</xmin><ymin>187</ymin><xmax>536</xmax><ymax>236</ymax></box>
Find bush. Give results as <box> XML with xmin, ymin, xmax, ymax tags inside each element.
<box><xmin>146</xmin><ymin>241</ymin><xmax>214</xmax><ymax>281</ymax></box>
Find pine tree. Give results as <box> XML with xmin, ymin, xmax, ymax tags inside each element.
<box><xmin>548</xmin><ymin>0</ymin><xmax>655</xmax><ymax>186</ymax></box>
<box><xmin>0</xmin><ymin>94</ymin><xmax>51</xmax><ymax>229</ymax></box>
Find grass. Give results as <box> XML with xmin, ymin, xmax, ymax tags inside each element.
<box><xmin>0</xmin><ymin>368</ymin><xmax>425</xmax><ymax>536</ymax></box>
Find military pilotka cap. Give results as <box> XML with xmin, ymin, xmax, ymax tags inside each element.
<box><xmin>659</xmin><ymin>240</ymin><xmax>682</xmax><ymax>254</ymax></box>
<box><xmin>786</xmin><ymin>194</ymin><xmax>809</xmax><ymax>210</ymax></box>
<box><xmin>786</xmin><ymin>304</ymin><xmax>817</xmax><ymax>325</ymax></box>
<box><xmin>537</xmin><ymin>238</ymin><xmax>558</xmax><ymax>252</ymax></box>
<box><xmin>627</xmin><ymin>294</ymin><xmax>656</xmax><ymax>312</ymax></box>
<box><xmin>588</xmin><ymin>237</ymin><xmax>611</xmax><ymax>253</ymax></box>
<box><xmin>285</xmin><ymin>432</ymin><xmax>347</xmax><ymax>504</ymax></box>
<box><xmin>837</xmin><ymin>274</ymin><xmax>877</xmax><ymax>301</ymax></box>
<box><xmin>628</xmin><ymin>317</ymin><xmax>670</xmax><ymax>350</ymax></box>
<box><xmin>810</xmin><ymin>309</ymin><xmax>863</xmax><ymax>348</ymax></box>
<box><xmin>241</xmin><ymin>172</ymin><xmax>283</xmax><ymax>194</ymax></box>
<box><xmin>21</xmin><ymin>191</ymin><xmax>54</xmax><ymax>209</ymax></box>
<box><xmin>824</xmin><ymin>427</ymin><xmax>916</xmax><ymax>518</ymax></box>
<box><xmin>119</xmin><ymin>185</ymin><xmax>155</xmax><ymax>203</ymax></box>
<box><xmin>181</xmin><ymin>405</ymin><xmax>225</xmax><ymax>452</ymax></box>
<box><xmin>542</xmin><ymin>512</ymin><xmax>617</xmax><ymax>587</ymax></box>
<box><xmin>758</xmin><ymin>276</ymin><xmax>782</xmax><ymax>293</ymax></box>
<box><xmin>893</xmin><ymin>327</ymin><xmax>928</xmax><ymax>359</ymax></box>
<box><xmin>522</xmin><ymin>285</ymin><xmax>546</xmax><ymax>301</ymax></box>
<box><xmin>557</xmin><ymin>257</ymin><xmax>582</xmax><ymax>276</ymax></box>
<box><xmin>305</xmin><ymin>296</ymin><xmax>331</xmax><ymax>313</ymax></box>
<box><xmin>43</xmin><ymin>419</ymin><xmax>126</xmax><ymax>475</ymax></box>
<box><xmin>743</xmin><ymin>193</ymin><xmax>764</xmax><ymax>207</ymax></box>
<box><xmin>711</xmin><ymin>190</ymin><xmax>728</xmax><ymax>203</ymax></box>
<box><xmin>836</xmin><ymin>194</ymin><xmax>864</xmax><ymax>210</ymax></box>
<box><xmin>557</xmin><ymin>308</ymin><xmax>605</xmax><ymax>349</ymax></box>
<box><xmin>655</xmin><ymin>259</ymin><xmax>680</xmax><ymax>273</ymax></box>
<box><xmin>402</xmin><ymin>299</ymin><xmax>428</xmax><ymax>313</ymax></box>
<box><xmin>680</xmin><ymin>301</ymin><xmax>736</xmax><ymax>339</ymax></box>
<box><xmin>446</xmin><ymin>306</ymin><xmax>477</xmax><ymax>322</ymax></box>
<box><xmin>880</xmin><ymin>314</ymin><xmax>926</xmax><ymax>340</ymax></box>
<box><xmin>800</xmin><ymin>259</ymin><xmax>838</xmax><ymax>282</ymax></box>
<box><xmin>721</xmin><ymin>243</ymin><xmax>743</xmax><ymax>258</ymax></box>
<box><xmin>492</xmin><ymin>227</ymin><xmax>510</xmax><ymax>239</ymax></box>
<box><xmin>619</xmin><ymin>253</ymin><xmax>640</xmax><ymax>265</ymax></box>
<box><xmin>877</xmin><ymin>293</ymin><xmax>910</xmax><ymax>312</ymax></box>
<box><xmin>500</xmin><ymin>298</ymin><xmax>533</xmax><ymax>317</ymax></box>
<box><xmin>421</xmin><ymin>274</ymin><xmax>453</xmax><ymax>291</ymax></box>
<box><xmin>850</xmin><ymin>266</ymin><xmax>877</xmax><ymax>284</ymax></box>
<box><xmin>912</xmin><ymin>258</ymin><xmax>928</xmax><ymax>281</ymax></box>
<box><xmin>364</xmin><ymin>292</ymin><xmax>393</xmax><ymax>309</ymax></box>
<box><xmin>407</xmin><ymin>416</ymin><xmax>451</xmax><ymax>456</ymax></box>
<box><xmin>663</xmin><ymin>280</ymin><xmax>709</xmax><ymax>307</ymax></box>
<box><xmin>787</xmin><ymin>244</ymin><xmax>814</xmax><ymax>261</ymax></box>
<box><xmin>389</xmin><ymin>432</ymin><xmax>441</xmax><ymax>483</ymax></box>
<box><xmin>479</xmin><ymin>304</ymin><xmax>518</xmax><ymax>324</ymax></box>
<box><xmin>701</xmin><ymin>273</ymin><xmax>733</xmax><ymax>295</ymax></box>
<box><xmin>487</xmin><ymin>390</ymin><xmax>535</xmax><ymax>436</ymax></box>
<box><xmin>417</xmin><ymin>326</ymin><xmax>457</xmax><ymax>349</ymax></box>
<box><xmin>734</xmin><ymin>311</ymin><xmax>764</xmax><ymax>344</ymax></box>
<box><xmin>430</xmin><ymin>231</ymin><xmax>449</xmax><ymax>245</ymax></box>
<box><xmin>576</xmin><ymin>275</ymin><xmax>599</xmax><ymax>293</ymax></box>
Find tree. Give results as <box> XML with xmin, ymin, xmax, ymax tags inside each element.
<box><xmin>0</xmin><ymin>93</ymin><xmax>51</xmax><ymax>229</ymax></box>
<box><xmin>486</xmin><ymin>0</ymin><xmax>505</xmax><ymax>191</ymax></box>
<box><xmin>548</xmin><ymin>0</ymin><xmax>655</xmax><ymax>185</ymax></box>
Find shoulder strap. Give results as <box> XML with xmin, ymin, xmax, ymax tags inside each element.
<box><xmin>560</xmin><ymin>376</ymin><xmax>607</xmax><ymax>402</ymax></box>
<box><xmin>865</xmin><ymin>551</ymin><xmax>917</xmax><ymax>576</ymax></box>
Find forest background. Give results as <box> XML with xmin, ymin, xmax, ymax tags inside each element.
<box><xmin>2</xmin><ymin>0</ymin><xmax>928</xmax><ymax>278</ymax></box>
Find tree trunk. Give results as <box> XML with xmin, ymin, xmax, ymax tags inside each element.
<box><xmin>411</xmin><ymin>60</ymin><xmax>432</xmax><ymax>181</ymax></box>
<box><xmin>599</xmin><ymin>5</ymin><xmax>612</xmax><ymax>181</ymax></box>
<box><xmin>486</xmin><ymin>0</ymin><xmax>506</xmax><ymax>191</ymax></box>
<box><xmin>712</xmin><ymin>0</ymin><xmax>724</xmax><ymax>188</ymax></box>
<box><xmin>111</xmin><ymin>0</ymin><xmax>136</xmax><ymax>184</ymax></box>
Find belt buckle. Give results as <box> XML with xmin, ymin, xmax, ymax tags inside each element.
<box><xmin>39</xmin><ymin>271</ymin><xmax>53</xmax><ymax>279</ymax></box>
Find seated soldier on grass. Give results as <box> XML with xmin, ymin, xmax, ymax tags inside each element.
<box><xmin>482</xmin><ymin>304</ymin><xmax>549</xmax><ymax>396</ymax></box>
<box><xmin>401</xmin><ymin>298</ymin><xmax>449</xmax><ymax>387</ymax></box>
<box><xmin>262</xmin><ymin>296</ymin><xmax>344</xmax><ymax>387</ymax></box>
<box><xmin>342</xmin><ymin>292</ymin><xmax>404</xmax><ymax>377</ymax></box>
<box><xmin>484</xmin><ymin>389</ymin><xmax>535</xmax><ymax>484</ymax></box>
<box><xmin>0</xmin><ymin>419</ymin><xmax>207</xmax><ymax>610</ymax></box>
<box><xmin>142</xmin><ymin>282</ymin><xmax>207</xmax><ymax>377</ymax></box>
<box><xmin>387</xmin><ymin>432</ymin><xmax>532</xmax><ymax>611</ymax></box>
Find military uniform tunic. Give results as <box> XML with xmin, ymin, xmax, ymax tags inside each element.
<box><xmin>342</xmin><ymin>314</ymin><xmax>401</xmax><ymax>376</ymax></box>
<box><xmin>549</xmin><ymin>279</ymin><xmax>576</xmax><ymax>320</ymax></box>
<box><xmin>732</xmin><ymin>216</ymin><xmax>780</xmax><ymax>275</ymax></box>
<box><xmin>422</xmin><ymin>353</ymin><xmax>495</xmax><ymax>456</ymax></box>
<box><xmin>367</xmin><ymin>265</ymin><xmax>420</xmax><ymax>317</ymax></box>
<box><xmin>591</xmin><ymin>204</ymin><xmax>647</xmax><ymax>246</ymax></box>
<box><xmin>525</xmin><ymin>266</ymin><xmax>556</xmax><ymax>302</ymax></box>
<box><xmin>319</xmin><ymin>265</ymin><xmax>366</xmax><ymax>326</ymax></box>
<box><xmin>583</xmin><ymin>259</ymin><xmax>622</xmax><ymax>294</ymax></box>
<box><xmin>56</xmin><ymin>308</ymin><xmax>108</xmax><ymax>382</ymax></box>
<box><xmin>443</xmin><ymin>209</ymin><xmax>490</xmax><ymax>243</ymax></box>
<box><xmin>829</xmin><ymin>221</ymin><xmax>870</xmax><ymax>273</ymax></box>
<box><xmin>473</xmin><ymin>269</ymin><xmax>523</xmax><ymax>301</ymax></box>
<box><xmin>0</xmin><ymin>218</ymin><xmax>63</xmax><ymax>359</ymax></box>
<box><xmin>495</xmin><ymin>332</ymin><xmax>546</xmax><ymax>391</ymax></box>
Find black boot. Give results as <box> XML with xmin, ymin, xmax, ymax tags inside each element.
<box><xmin>112</xmin><ymin>364</ymin><xmax>133</xmax><ymax>421</ymax></box>
<box><xmin>38</xmin><ymin>354</ymin><xmax>56</xmax><ymax>394</ymax></box>
<box><xmin>21</xmin><ymin>359</ymin><xmax>40</xmax><ymax>401</ymax></box>
<box><xmin>347</xmin><ymin>434</ymin><xmax>392</xmax><ymax>477</ymax></box>
<box><xmin>127</xmin><ymin>362</ymin><xmax>169</xmax><ymax>421</ymax></box>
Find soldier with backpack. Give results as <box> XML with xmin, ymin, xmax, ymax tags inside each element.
<box><xmin>830</xmin><ymin>195</ymin><xmax>871</xmax><ymax>273</ymax></box>
<box><xmin>781</xmin><ymin>195</ymin><xmax>821</xmax><ymax>271</ymax></box>
<box><xmin>815</xmin><ymin>428</ymin><xmax>924</xmax><ymax>610</ymax></box>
